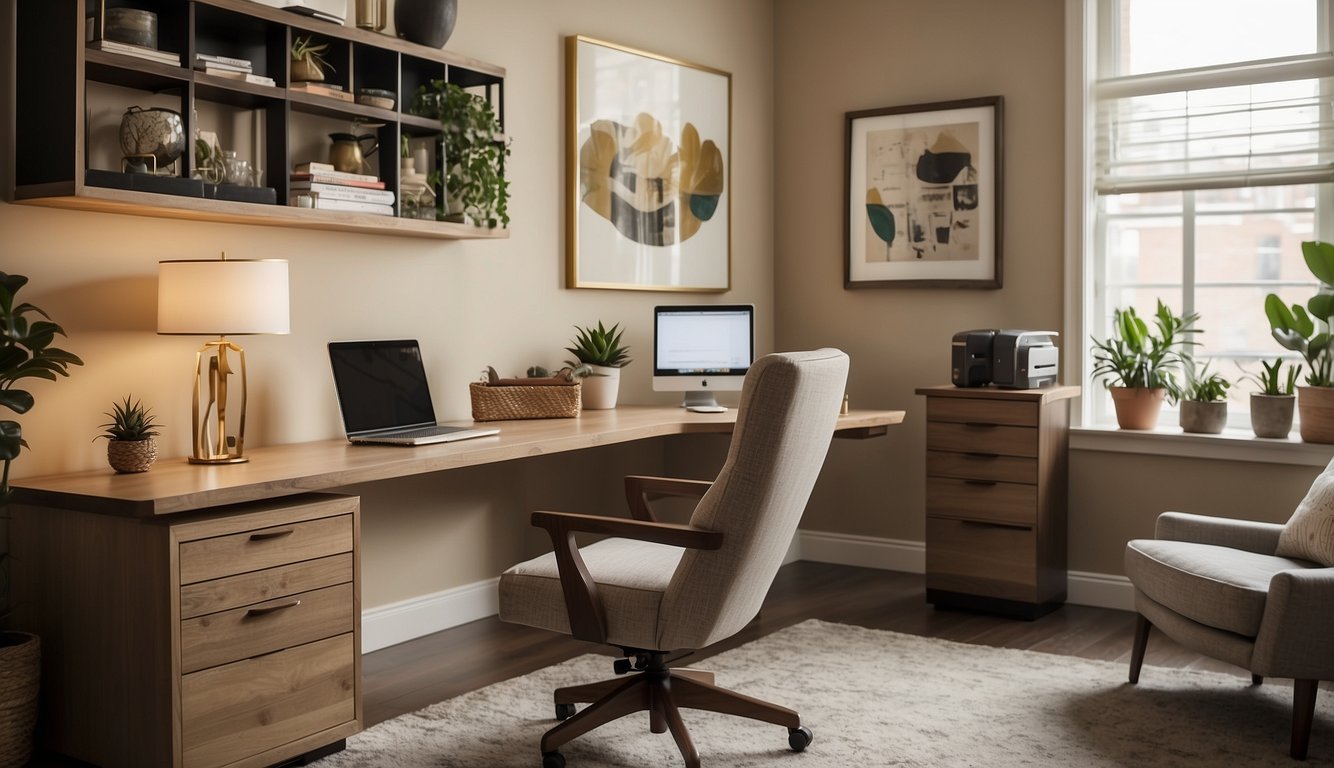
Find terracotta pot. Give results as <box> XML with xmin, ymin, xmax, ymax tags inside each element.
<box><xmin>1251</xmin><ymin>393</ymin><xmax>1295</xmax><ymax>439</ymax></box>
<box><xmin>0</xmin><ymin>632</ymin><xmax>40</xmax><ymax>768</ymax></box>
<box><xmin>1298</xmin><ymin>386</ymin><xmax>1334</xmax><ymax>444</ymax></box>
<box><xmin>107</xmin><ymin>438</ymin><xmax>157</xmax><ymax>473</ymax></box>
<box><xmin>580</xmin><ymin>365</ymin><xmax>621</xmax><ymax>410</ymax></box>
<box><xmin>1109</xmin><ymin>387</ymin><xmax>1165</xmax><ymax>430</ymax></box>
<box><xmin>1180</xmin><ymin>400</ymin><xmax>1227</xmax><ymax>434</ymax></box>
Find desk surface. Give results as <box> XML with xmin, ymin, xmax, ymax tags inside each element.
<box><xmin>14</xmin><ymin>406</ymin><xmax>904</xmax><ymax>518</ymax></box>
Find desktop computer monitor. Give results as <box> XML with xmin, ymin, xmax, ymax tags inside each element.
<box><xmin>653</xmin><ymin>305</ymin><xmax>755</xmax><ymax>411</ymax></box>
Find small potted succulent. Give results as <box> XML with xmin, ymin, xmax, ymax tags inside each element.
<box><xmin>1246</xmin><ymin>358</ymin><xmax>1301</xmax><ymax>439</ymax></box>
<box><xmin>1179</xmin><ymin>361</ymin><xmax>1230</xmax><ymax>434</ymax></box>
<box><xmin>95</xmin><ymin>396</ymin><xmax>161</xmax><ymax>473</ymax></box>
<box><xmin>290</xmin><ymin>35</ymin><xmax>332</xmax><ymax>83</ymax></box>
<box><xmin>1090</xmin><ymin>300</ymin><xmax>1199</xmax><ymax>429</ymax></box>
<box><xmin>565</xmin><ymin>322</ymin><xmax>631</xmax><ymax>410</ymax></box>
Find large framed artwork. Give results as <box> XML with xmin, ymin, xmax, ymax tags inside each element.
<box><xmin>566</xmin><ymin>35</ymin><xmax>732</xmax><ymax>292</ymax></box>
<box><xmin>845</xmin><ymin>96</ymin><xmax>1003</xmax><ymax>289</ymax></box>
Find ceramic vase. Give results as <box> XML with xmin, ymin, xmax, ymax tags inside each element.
<box><xmin>1109</xmin><ymin>386</ymin><xmax>1165</xmax><ymax>430</ymax></box>
<box><xmin>395</xmin><ymin>0</ymin><xmax>458</xmax><ymax>49</ymax></box>
<box><xmin>1250</xmin><ymin>393</ymin><xmax>1295</xmax><ymax>439</ymax></box>
<box><xmin>1297</xmin><ymin>386</ymin><xmax>1334</xmax><ymax>443</ymax></box>
<box><xmin>1179</xmin><ymin>400</ymin><xmax>1227</xmax><ymax>434</ymax></box>
<box><xmin>580</xmin><ymin>365</ymin><xmax>621</xmax><ymax>410</ymax></box>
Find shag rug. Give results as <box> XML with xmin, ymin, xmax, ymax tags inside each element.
<box><xmin>315</xmin><ymin>620</ymin><xmax>1334</xmax><ymax>767</ymax></box>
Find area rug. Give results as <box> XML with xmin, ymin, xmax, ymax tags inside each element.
<box><xmin>315</xmin><ymin>619</ymin><xmax>1333</xmax><ymax>767</ymax></box>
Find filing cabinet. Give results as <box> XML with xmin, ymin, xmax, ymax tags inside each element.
<box><xmin>916</xmin><ymin>385</ymin><xmax>1079</xmax><ymax>619</ymax></box>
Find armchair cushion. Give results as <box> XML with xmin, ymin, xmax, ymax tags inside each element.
<box><xmin>1276</xmin><ymin>459</ymin><xmax>1334</xmax><ymax>566</ymax></box>
<box><xmin>1126</xmin><ymin>539</ymin><xmax>1312</xmax><ymax>637</ymax></box>
<box><xmin>498</xmin><ymin>538</ymin><xmax>684</xmax><ymax>650</ymax></box>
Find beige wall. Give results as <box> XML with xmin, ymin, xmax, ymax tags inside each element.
<box><xmin>0</xmin><ymin>0</ymin><xmax>775</xmax><ymax>607</ymax></box>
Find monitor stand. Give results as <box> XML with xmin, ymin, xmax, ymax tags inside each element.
<box><xmin>681</xmin><ymin>392</ymin><xmax>727</xmax><ymax>413</ymax></box>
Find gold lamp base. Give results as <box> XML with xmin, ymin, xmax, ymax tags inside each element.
<box><xmin>189</xmin><ymin>338</ymin><xmax>249</xmax><ymax>464</ymax></box>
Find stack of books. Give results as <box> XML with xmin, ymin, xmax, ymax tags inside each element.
<box><xmin>289</xmin><ymin>81</ymin><xmax>354</xmax><ymax>103</ymax></box>
<box><xmin>88</xmin><ymin>39</ymin><xmax>182</xmax><ymax>67</ymax></box>
<box><xmin>289</xmin><ymin>162</ymin><xmax>395</xmax><ymax>216</ymax></box>
<box><xmin>194</xmin><ymin>53</ymin><xmax>276</xmax><ymax>87</ymax></box>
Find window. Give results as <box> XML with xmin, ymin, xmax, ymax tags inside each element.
<box><xmin>1082</xmin><ymin>0</ymin><xmax>1333</xmax><ymax>430</ymax></box>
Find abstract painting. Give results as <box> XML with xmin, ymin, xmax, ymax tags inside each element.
<box><xmin>567</xmin><ymin>36</ymin><xmax>731</xmax><ymax>291</ymax></box>
<box><xmin>845</xmin><ymin>96</ymin><xmax>1002</xmax><ymax>288</ymax></box>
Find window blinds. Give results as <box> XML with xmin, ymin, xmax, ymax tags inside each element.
<box><xmin>1095</xmin><ymin>53</ymin><xmax>1334</xmax><ymax>194</ymax></box>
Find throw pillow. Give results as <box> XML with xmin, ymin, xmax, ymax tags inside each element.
<box><xmin>1277</xmin><ymin>457</ymin><xmax>1334</xmax><ymax>566</ymax></box>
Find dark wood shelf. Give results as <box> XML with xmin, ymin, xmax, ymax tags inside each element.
<box><xmin>85</xmin><ymin>49</ymin><xmax>190</xmax><ymax>91</ymax></box>
<box><xmin>195</xmin><ymin>75</ymin><xmax>285</xmax><ymax>109</ymax></box>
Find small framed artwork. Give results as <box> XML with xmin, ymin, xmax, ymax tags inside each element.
<box><xmin>566</xmin><ymin>35</ymin><xmax>732</xmax><ymax>292</ymax></box>
<box><xmin>845</xmin><ymin>96</ymin><xmax>1003</xmax><ymax>289</ymax></box>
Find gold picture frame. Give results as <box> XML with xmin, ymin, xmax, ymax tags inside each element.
<box><xmin>566</xmin><ymin>35</ymin><xmax>732</xmax><ymax>292</ymax></box>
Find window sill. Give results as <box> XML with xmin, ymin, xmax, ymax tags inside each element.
<box><xmin>1070</xmin><ymin>425</ymin><xmax>1334</xmax><ymax>467</ymax></box>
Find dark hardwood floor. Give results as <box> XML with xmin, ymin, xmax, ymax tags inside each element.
<box><xmin>362</xmin><ymin>560</ymin><xmax>1248</xmax><ymax>728</ymax></box>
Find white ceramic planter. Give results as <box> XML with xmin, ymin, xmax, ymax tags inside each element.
<box><xmin>1179</xmin><ymin>400</ymin><xmax>1227</xmax><ymax>434</ymax></box>
<box><xmin>580</xmin><ymin>365</ymin><xmax>621</xmax><ymax>410</ymax></box>
<box><xmin>1250</xmin><ymin>393</ymin><xmax>1295</xmax><ymax>439</ymax></box>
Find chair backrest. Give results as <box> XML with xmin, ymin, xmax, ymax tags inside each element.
<box><xmin>656</xmin><ymin>348</ymin><xmax>849</xmax><ymax>650</ymax></box>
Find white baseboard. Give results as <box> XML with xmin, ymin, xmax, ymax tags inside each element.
<box><xmin>361</xmin><ymin>532</ymin><xmax>1135</xmax><ymax>652</ymax></box>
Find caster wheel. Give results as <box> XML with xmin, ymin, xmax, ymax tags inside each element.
<box><xmin>555</xmin><ymin>702</ymin><xmax>577</xmax><ymax>721</ymax></box>
<box><xmin>542</xmin><ymin>750</ymin><xmax>566</xmax><ymax>768</ymax></box>
<box><xmin>788</xmin><ymin>725</ymin><xmax>813</xmax><ymax>752</ymax></box>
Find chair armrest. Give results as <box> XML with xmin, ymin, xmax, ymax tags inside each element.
<box><xmin>1154</xmin><ymin>511</ymin><xmax>1283</xmax><ymax>555</ymax></box>
<box><xmin>624</xmin><ymin>475</ymin><xmax>713</xmax><ymax>522</ymax></box>
<box><xmin>530</xmin><ymin>510</ymin><xmax>723</xmax><ymax>644</ymax></box>
<box><xmin>1253</xmin><ymin>567</ymin><xmax>1334</xmax><ymax>680</ymax></box>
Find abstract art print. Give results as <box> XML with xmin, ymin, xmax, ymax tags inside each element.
<box><xmin>566</xmin><ymin>36</ymin><xmax>731</xmax><ymax>292</ymax></box>
<box><xmin>845</xmin><ymin>96</ymin><xmax>1003</xmax><ymax>288</ymax></box>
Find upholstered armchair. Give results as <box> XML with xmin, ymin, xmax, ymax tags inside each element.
<box><xmin>1124</xmin><ymin>464</ymin><xmax>1334</xmax><ymax>760</ymax></box>
<box><xmin>498</xmin><ymin>349</ymin><xmax>849</xmax><ymax>768</ymax></box>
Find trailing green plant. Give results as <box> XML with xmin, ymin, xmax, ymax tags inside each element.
<box><xmin>410</xmin><ymin>79</ymin><xmax>510</xmax><ymax>228</ymax></box>
<box><xmin>1266</xmin><ymin>240</ymin><xmax>1334</xmax><ymax>387</ymax></box>
<box><xmin>1245</xmin><ymin>358</ymin><xmax>1302</xmax><ymax>396</ymax></box>
<box><xmin>0</xmin><ymin>273</ymin><xmax>83</xmax><ymax>621</ymax></box>
<box><xmin>1181</xmin><ymin>360</ymin><xmax>1230</xmax><ymax>403</ymax></box>
<box><xmin>94</xmin><ymin>396</ymin><xmax>161</xmax><ymax>442</ymax></box>
<box><xmin>290</xmin><ymin>35</ymin><xmax>333</xmax><ymax>75</ymax></box>
<box><xmin>565</xmin><ymin>322</ymin><xmax>631</xmax><ymax>371</ymax></box>
<box><xmin>1090</xmin><ymin>300</ymin><xmax>1199</xmax><ymax>403</ymax></box>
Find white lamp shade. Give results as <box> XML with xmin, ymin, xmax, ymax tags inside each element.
<box><xmin>158</xmin><ymin>259</ymin><xmax>290</xmax><ymax>335</ymax></box>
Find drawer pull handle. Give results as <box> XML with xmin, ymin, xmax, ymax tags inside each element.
<box><xmin>963</xmin><ymin>479</ymin><xmax>997</xmax><ymax>487</ymax></box>
<box><xmin>249</xmin><ymin>529</ymin><xmax>295</xmax><ymax>542</ymax></box>
<box><xmin>961</xmin><ymin>519</ymin><xmax>1032</xmax><ymax>531</ymax></box>
<box><xmin>245</xmin><ymin>599</ymin><xmax>302</xmax><ymax>617</ymax></box>
<box><xmin>963</xmin><ymin>421</ymin><xmax>997</xmax><ymax>429</ymax></box>
<box><xmin>964</xmin><ymin>452</ymin><xmax>999</xmax><ymax>460</ymax></box>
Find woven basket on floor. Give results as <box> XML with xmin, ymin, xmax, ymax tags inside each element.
<box><xmin>470</xmin><ymin>381</ymin><xmax>581</xmax><ymax>421</ymax></box>
<box><xmin>0</xmin><ymin>632</ymin><xmax>40</xmax><ymax>768</ymax></box>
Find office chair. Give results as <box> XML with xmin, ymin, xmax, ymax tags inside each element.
<box><xmin>498</xmin><ymin>349</ymin><xmax>849</xmax><ymax>768</ymax></box>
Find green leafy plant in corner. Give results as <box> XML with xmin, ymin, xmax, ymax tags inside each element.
<box><xmin>1090</xmin><ymin>299</ymin><xmax>1199</xmax><ymax>403</ymax></box>
<box><xmin>565</xmin><ymin>322</ymin><xmax>632</xmax><ymax>374</ymax></box>
<box><xmin>1266</xmin><ymin>240</ymin><xmax>1334</xmax><ymax>387</ymax></box>
<box><xmin>94</xmin><ymin>396</ymin><xmax>161</xmax><ymax>442</ymax></box>
<box><xmin>0</xmin><ymin>273</ymin><xmax>83</xmax><ymax>621</ymax></box>
<box><xmin>1181</xmin><ymin>360</ymin><xmax>1230</xmax><ymax>403</ymax></box>
<box><xmin>410</xmin><ymin>79</ymin><xmax>510</xmax><ymax>228</ymax></box>
<box><xmin>1245</xmin><ymin>358</ymin><xmax>1302</xmax><ymax>396</ymax></box>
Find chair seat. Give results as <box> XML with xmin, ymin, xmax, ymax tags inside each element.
<box><xmin>1125</xmin><ymin>539</ymin><xmax>1312</xmax><ymax>637</ymax></box>
<box><xmin>498</xmin><ymin>538</ymin><xmax>685</xmax><ymax>650</ymax></box>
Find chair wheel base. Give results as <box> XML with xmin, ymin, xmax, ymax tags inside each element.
<box><xmin>542</xmin><ymin>750</ymin><xmax>566</xmax><ymax>768</ymax></box>
<box><xmin>788</xmin><ymin>725</ymin><xmax>813</xmax><ymax>752</ymax></box>
<box><xmin>555</xmin><ymin>702</ymin><xmax>577</xmax><ymax>721</ymax></box>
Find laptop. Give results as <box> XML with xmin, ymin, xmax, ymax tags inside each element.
<box><xmin>328</xmin><ymin>340</ymin><xmax>500</xmax><ymax>446</ymax></box>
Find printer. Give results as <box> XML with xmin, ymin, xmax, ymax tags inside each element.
<box><xmin>991</xmin><ymin>330</ymin><xmax>1059</xmax><ymax>389</ymax></box>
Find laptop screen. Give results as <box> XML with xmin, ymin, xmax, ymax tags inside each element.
<box><xmin>329</xmin><ymin>340</ymin><xmax>438</xmax><ymax>435</ymax></box>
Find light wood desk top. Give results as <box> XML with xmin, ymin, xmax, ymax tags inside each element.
<box><xmin>14</xmin><ymin>405</ymin><xmax>905</xmax><ymax>518</ymax></box>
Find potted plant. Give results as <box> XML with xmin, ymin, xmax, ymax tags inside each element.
<box><xmin>1090</xmin><ymin>300</ymin><xmax>1199</xmax><ymax>430</ymax></box>
<box><xmin>1178</xmin><ymin>361</ymin><xmax>1230</xmax><ymax>434</ymax></box>
<box><xmin>1246</xmin><ymin>358</ymin><xmax>1301</xmax><ymax>439</ymax></box>
<box><xmin>409</xmin><ymin>79</ymin><xmax>510</xmax><ymax>228</ymax></box>
<box><xmin>290</xmin><ymin>35</ymin><xmax>332</xmax><ymax>83</ymax></box>
<box><xmin>1267</xmin><ymin>240</ymin><xmax>1334</xmax><ymax>443</ymax></box>
<box><xmin>0</xmin><ymin>272</ymin><xmax>82</xmax><ymax>767</ymax></box>
<box><xmin>95</xmin><ymin>396</ymin><xmax>161</xmax><ymax>473</ymax></box>
<box><xmin>565</xmin><ymin>322</ymin><xmax>631</xmax><ymax>410</ymax></box>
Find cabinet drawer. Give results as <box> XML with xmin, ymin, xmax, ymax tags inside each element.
<box><xmin>926</xmin><ymin>477</ymin><xmax>1036</xmax><ymax>525</ymax></box>
<box><xmin>926</xmin><ymin>422</ymin><xmax>1037</xmax><ymax>457</ymax></box>
<box><xmin>927</xmin><ymin>397</ymin><xmax>1038</xmax><ymax>427</ymax></box>
<box><xmin>926</xmin><ymin>450</ymin><xmax>1036</xmax><ymax>484</ymax></box>
<box><xmin>181</xmin><ymin>634</ymin><xmax>356</xmax><ymax>768</ymax></box>
<box><xmin>925</xmin><ymin>517</ymin><xmax>1037</xmax><ymax>602</ymax></box>
<box><xmin>180</xmin><ymin>553</ymin><xmax>354</xmax><ymax>620</ymax></box>
<box><xmin>181</xmin><ymin>583</ymin><xmax>354</xmax><ymax>674</ymax></box>
<box><xmin>179</xmin><ymin>514</ymin><xmax>353</xmax><ymax>585</ymax></box>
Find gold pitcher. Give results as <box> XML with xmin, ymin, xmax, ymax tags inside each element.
<box><xmin>328</xmin><ymin>132</ymin><xmax>379</xmax><ymax>174</ymax></box>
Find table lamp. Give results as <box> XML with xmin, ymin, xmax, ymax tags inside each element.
<box><xmin>157</xmin><ymin>254</ymin><xmax>290</xmax><ymax>464</ymax></box>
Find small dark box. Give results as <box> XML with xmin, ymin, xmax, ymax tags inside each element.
<box><xmin>951</xmin><ymin>329</ymin><xmax>996</xmax><ymax>387</ymax></box>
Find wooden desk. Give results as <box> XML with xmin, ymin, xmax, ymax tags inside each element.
<box><xmin>11</xmin><ymin>405</ymin><xmax>903</xmax><ymax>768</ymax></box>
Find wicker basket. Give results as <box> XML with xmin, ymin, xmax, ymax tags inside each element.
<box><xmin>107</xmin><ymin>438</ymin><xmax>158</xmax><ymax>473</ymax></box>
<box><xmin>470</xmin><ymin>381</ymin><xmax>581</xmax><ymax>421</ymax></box>
<box><xmin>0</xmin><ymin>632</ymin><xmax>39</xmax><ymax>768</ymax></box>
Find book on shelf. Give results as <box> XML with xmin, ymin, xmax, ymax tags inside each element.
<box><xmin>292</xmin><ymin>161</ymin><xmax>339</xmax><ymax>174</ymax></box>
<box><xmin>290</xmin><ymin>171</ymin><xmax>385</xmax><ymax>189</ymax></box>
<box><xmin>288</xmin><ymin>181</ymin><xmax>395</xmax><ymax>205</ymax></box>
<box><xmin>288</xmin><ymin>82</ymin><xmax>354</xmax><ymax>103</ymax></box>
<box><xmin>289</xmin><ymin>195</ymin><xmax>394</xmax><ymax>216</ymax></box>
<box><xmin>87</xmin><ymin>39</ymin><xmax>181</xmax><ymax>66</ymax></box>
<box><xmin>196</xmin><ymin>67</ymin><xmax>276</xmax><ymax>87</ymax></box>
<box><xmin>195</xmin><ymin>52</ymin><xmax>253</xmax><ymax>69</ymax></box>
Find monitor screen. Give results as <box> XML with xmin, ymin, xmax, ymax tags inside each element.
<box><xmin>653</xmin><ymin>305</ymin><xmax>754</xmax><ymax>408</ymax></box>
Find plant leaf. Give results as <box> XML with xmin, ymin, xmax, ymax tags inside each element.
<box><xmin>0</xmin><ymin>420</ymin><xmax>20</xmax><ymax>461</ymax></box>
